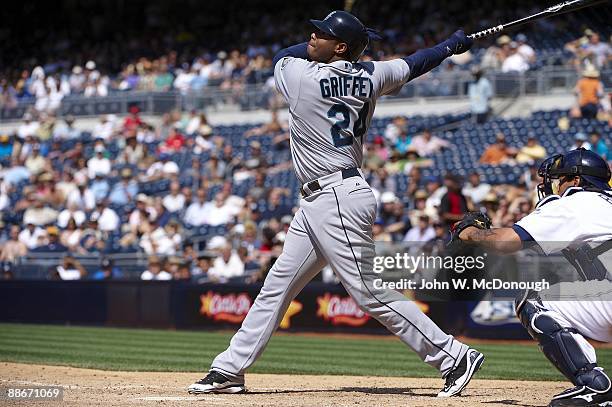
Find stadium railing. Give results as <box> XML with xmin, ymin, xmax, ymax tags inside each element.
<box><xmin>2</xmin><ymin>68</ymin><xmax>609</xmax><ymax>121</ymax></box>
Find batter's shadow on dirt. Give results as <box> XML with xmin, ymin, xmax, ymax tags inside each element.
<box><xmin>243</xmin><ymin>387</ymin><xmax>430</xmax><ymax>396</ymax></box>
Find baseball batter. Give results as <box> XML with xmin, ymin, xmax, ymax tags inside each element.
<box><xmin>189</xmin><ymin>11</ymin><xmax>483</xmax><ymax>397</ymax></box>
<box><xmin>453</xmin><ymin>148</ymin><xmax>612</xmax><ymax>406</ymax></box>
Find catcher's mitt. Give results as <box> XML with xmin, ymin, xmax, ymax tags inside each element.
<box><xmin>449</xmin><ymin>212</ymin><xmax>492</xmax><ymax>244</ymax></box>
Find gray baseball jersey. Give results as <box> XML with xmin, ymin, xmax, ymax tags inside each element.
<box><xmin>210</xmin><ymin>57</ymin><xmax>468</xmax><ymax>381</ymax></box>
<box><xmin>274</xmin><ymin>58</ymin><xmax>410</xmax><ymax>183</ymax></box>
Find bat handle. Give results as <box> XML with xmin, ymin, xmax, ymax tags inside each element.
<box><xmin>468</xmin><ymin>25</ymin><xmax>504</xmax><ymax>40</ymax></box>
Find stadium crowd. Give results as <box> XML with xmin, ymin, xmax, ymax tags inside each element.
<box><xmin>1</xmin><ymin>1</ymin><xmax>610</xmax><ymax>112</ymax></box>
<box><xmin>0</xmin><ymin>104</ymin><xmax>609</xmax><ymax>282</ymax></box>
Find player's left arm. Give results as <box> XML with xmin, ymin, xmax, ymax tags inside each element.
<box><xmin>459</xmin><ymin>227</ymin><xmax>523</xmax><ymax>253</ymax></box>
<box><xmin>402</xmin><ymin>30</ymin><xmax>473</xmax><ymax>82</ymax></box>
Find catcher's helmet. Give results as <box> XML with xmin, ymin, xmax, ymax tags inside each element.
<box><xmin>310</xmin><ymin>11</ymin><xmax>369</xmax><ymax>62</ymax></box>
<box><xmin>538</xmin><ymin>147</ymin><xmax>611</xmax><ymax>197</ymax></box>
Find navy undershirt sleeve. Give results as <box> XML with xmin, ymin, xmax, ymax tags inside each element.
<box><xmin>512</xmin><ymin>224</ymin><xmax>535</xmax><ymax>242</ymax></box>
<box><xmin>272</xmin><ymin>43</ymin><xmax>309</xmax><ymax>67</ymax></box>
<box><xmin>402</xmin><ymin>40</ymin><xmax>453</xmax><ymax>81</ymax></box>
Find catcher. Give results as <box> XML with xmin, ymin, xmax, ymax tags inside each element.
<box><xmin>452</xmin><ymin>148</ymin><xmax>612</xmax><ymax>407</ymax></box>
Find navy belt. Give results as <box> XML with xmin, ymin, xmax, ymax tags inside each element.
<box><xmin>300</xmin><ymin>168</ymin><xmax>361</xmax><ymax>196</ymax></box>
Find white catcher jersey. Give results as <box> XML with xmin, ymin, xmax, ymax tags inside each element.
<box><xmin>274</xmin><ymin>57</ymin><xmax>411</xmax><ymax>184</ymax></box>
<box><xmin>516</xmin><ymin>187</ymin><xmax>612</xmax><ymax>255</ymax></box>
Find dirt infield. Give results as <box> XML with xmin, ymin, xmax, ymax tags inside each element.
<box><xmin>1</xmin><ymin>362</ymin><xmax>566</xmax><ymax>407</ymax></box>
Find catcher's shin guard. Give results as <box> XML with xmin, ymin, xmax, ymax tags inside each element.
<box><xmin>515</xmin><ymin>291</ymin><xmax>610</xmax><ymax>391</ymax></box>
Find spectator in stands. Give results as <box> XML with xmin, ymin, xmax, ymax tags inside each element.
<box><xmin>584</xmin><ymin>32</ymin><xmax>611</xmax><ymax>69</ymax></box>
<box><xmin>210</xmin><ymin>244</ymin><xmax>244</xmax><ymax>282</ymax></box>
<box><xmin>479</xmin><ymin>133</ymin><xmax>515</xmax><ymax>165</ymax></box>
<box><xmin>18</xmin><ymin>222</ymin><xmax>45</xmax><ymax>250</ymax></box>
<box><xmin>194</xmin><ymin>125</ymin><xmax>216</xmax><ymax>155</ymax></box>
<box><xmin>90</xmin><ymin>257</ymin><xmax>123</xmax><ymax>280</ymax></box>
<box><xmin>90</xmin><ymin>173</ymin><xmax>110</xmax><ymax>202</ymax></box>
<box><xmin>184</xmin><ymin>188</ymin><xmax>207</xmax><ymax>227</ymax></box>
<box><xmin>574</xmin><ymin>67</ymin><xmax>604</xmax><ymax>119</ymax></box>
<box><xmin>515</xmin><ymin>34</ymin><xmax>536</xmax><ymax>66</ymax></box>
<box><xmin>163</xmin><ymin>181</ymin><xmax>186</xmax><ymax>213</ymax></box>
<box><xmin>423</xmin><ymin>221</ymin><xmax>449</xmax><ymax>256</ymax></box>
<box><xmin>481</xmin><ymin>35</ymin><xmax>510</xmax><ymax>71</ymax></box>
<box><xmin>23</xmin><ymin>198</ymin><xmax>58</xmax><ymax>226</ymax></box>
<box><xmin>408</xmin><ymin>129</ymin><xmax>449</xmax><ymax>157</ymax></box>
<box><xmin>590</xmin><ymin>132</ymin><xmax>608</xmax><ymax>159</ymax></box>
<box><xmin>384</xmin><ymin>116</ymin><xmax>407</xmax><ymax>145</ymax></box>
<box><xmin>66</xmin><ymin>178</ymin><xmax>96</xmax><ymax>211</ymax></box>
<box><xmin>516</xmin><ymin>136</ymin><xmax>547</xmax><ymax>164</ymax></box>
<box><xmin>261</xmin><ymin>189</ymin><xmax>291</xmax><ymax>222</ymax></box>
<box><xmin>17</xmin><ymin>113</ymin><xmax>40</xmax><ymax>140</ymax></box>
<box><xmin>501</xmin><ymin>42</ymin><xmax>529</xmax><ymax>73</ymax></box>
<box><xmin>118</xmin><ymin>132</ymin><xmax>145</xmax><ymax>165</ymax></box>
<box><xmin>408</xmin><ymin>189</ymin><xmax>438</xmax><ymax>226</ymax></box>
<box><xmin>245</xmin><ymin>110</ymin><xmax>285</xmax><ymax>137</ymax></box>
<box><xmin>92</xmin><ymin>115</ymin><xmax>115</xmax><ymax>140</ymax></box>
<box><xmin>32</xmin><ymin>226</ymin><xmax>67</xmax><ymax>252</ymax></box>
<box><xmin>90</xmin><ymin>199</ymin><xmax>119</xmax><ymax>232</ymax></box>
<box><xmin>146</xmin><ymin>153</ymin><xmax>179</xmax><ymax>180</ymax></box>
<box><xmin>52</xmin><ymin>255</ymin><xmax>86</xmax><ymax>280</ymax></box>
<box><xmin>191</xmin><ymin>252</ymin><xmax>215</xmax><ymax>282</ymax></box>
<box><xmin>462</xmin><ymin>172</ymin><xmax>492</xmax><ymax>208</ymax></box>
<box><xmin>160</xmin><ymin>125</ymin><xmax>186</xmax><ymax>153</ymax></box>
<box><xmin>468</xmin><ymin>68</ymin><xmax>492</xmax><ymax>124</ymax></box>
<box><xmin>123</xmin><ymin>106</ymin><xmax>143</xmax><ymax>131</ymax></box>
<box><xmin>141</xmin><ymin>255</ymin><xmax>172</xmax><ymax>280</ymax></box>
<box><xmin>403</xmin><ymin>214</ymin><xmax>435</xmax><ymax>245</ymax></box>
<box><xmin>0</xmin><ymin>134</ymin><xmax>12</xmax><ymax>160</ymax></box>
<box><xmin>108</xmin><ymin>168</ymin><xmax>138</xmax><ymax>205</ymax></box>
<box><xmin>59</xmin><ymin>217</ymin><xmax>83</xmax><ymax>251</ymax></box>
<box><xmin>439</xmin><ymin>174</ymin><xmax>468</xmax><ymax>227</ymax></box>
<box><xmin>0</xmin><ymin>225</ymin><xmax>27</xmax><ymax>262</ymax></box>
<box><xmin>378</xmin><ymin>192</ymin><xmax>411</xmax><ymax>242</ymax></box>
<box><xmin>572</xmin><ymin>132</ymin><xmax>592</xmax><ymax>151</ymax></box>
<box><xmin>87</xmin><ymin>145</ymin><xmax>111</xmax><ymax>179</ymax></box>
<box><xmin>203</xmin><ymin>192</ymin><xmax>233</xmax><ymax>226</ymax></box>
<box><xmin>24</xmin><ymin>143</ymin><xmax>47</xmax><ymax>175</ymax></box>
<box><xmin>372</xmin><ymin>219</ymin><xmax>392</xmax><ymax>242</ymax></box>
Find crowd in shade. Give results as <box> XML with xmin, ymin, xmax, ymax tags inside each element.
<box><xmin>1</xmin><ymin>0</ymin><xmax>610</xmax><ymax>111</ymax></box>
<box><xmin>0</xmin><ymin>100</ymin><xmax>609</xmax><ymax>281</ymax></box>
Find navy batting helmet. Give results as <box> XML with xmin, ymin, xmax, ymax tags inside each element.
<box><xmin>310</xmin><ymin>11</ymin><xmax>369</xmax><ymax>62</ymax></box>
<box><xmin>538</xmin><ymin>147</ymin><xmax>611</xmax><ymax>197</ymax></box>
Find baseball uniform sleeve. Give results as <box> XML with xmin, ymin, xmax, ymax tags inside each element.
<box><xmin>514</xmin><ymin>199</ymin><xmax>581</xmax><ymax>255</ymax></box>
<box><xmin>274</xmin><ymin>57</ymin><xmax>310</xmax><ymax>109</ymax></box>
<box><xmin>370</xmin><ymin>59</ymin><xmax>412</xmax><ymax>97</ymax></box>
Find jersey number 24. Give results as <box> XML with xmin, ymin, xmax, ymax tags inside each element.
<box><xmin>328</xmin><ymin>102</ymin><xmax>370</xmax><ymax>147</ymax></box>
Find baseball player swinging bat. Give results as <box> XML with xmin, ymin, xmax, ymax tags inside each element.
<box><xmin>468</xmin><ymin>0</ymin><xmax>608</xmax><ymax>40</ymax></box>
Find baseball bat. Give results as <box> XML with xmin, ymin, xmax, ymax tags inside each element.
<box><xmin>468</xmin><ymin>0</ymin><xmax>608</xmax><ymax>40</ymax></box>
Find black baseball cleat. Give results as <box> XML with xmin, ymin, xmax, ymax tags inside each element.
<box><xmin>548</xmin><ymin>385</ymin><xmax>612</xmax><ymax>406</ymax></box>
<box><xmin>188</xmin><ymin>370</ymin><xmax>246</xmax><ymax>394</ymax></box>
<box><xmin>437</xmin><ymin>348</ymin><xmax>485</xmax><ymax>397</ymax></box>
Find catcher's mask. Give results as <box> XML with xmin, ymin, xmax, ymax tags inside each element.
<box><xmin>537</xmin><ymin>148</ymin><xmax>611</xmax><ymax>199</ymax></box>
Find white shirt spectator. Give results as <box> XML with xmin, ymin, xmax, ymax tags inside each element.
<box><xmin>146</xmin><ymin>160</ymin><xmax>180</xmax><ymax>177</ymax></box>
<box><xmin>66</xmin><ymin>188</ymin><xmax>96</xmax><ymax>211</ymax></box>
<box><xmin>90</xmin><ymin>207</ymin><xmax>120</xmax><ymax>231</ymax></box>
<box><xmin>210</xmin><ymin>252</ymin><xmax>244</xmax><ymax>281</ymax></box>
<box><xmin>93</xmin><ymin>117</ymin><xmax>115</xmax><ymax>140</ymax></box>
<box><xmin>19</xmin><ymin>226</ymin><xmax>45</xmax><ymax>249</ymax></box>
<box><xmin>173</xmin><ymin>70</ymin><xmax>195</xmax><ymax>94</ymax></box>
<box><xmin>403</xmin><ymin>226</ymin><xmax>436</xmax><ymax>243</ymax></box>
<box><xmin>518</xmin><ymin>44</ymin><xmax>535</xmax><ymax>62</ymax></box>
<box><xmin>163</xmin><ymin>193</ymin><xmax>186</xmax><ymax>213</ymax></box>
<box><xmin>140</xmin><ymin>227</ymin><xmax>176</xmax><ymax>255</ymax></box>
<box><xmin>141</xmin><ymin>269</ymin><xmax>172</xmax><ymax>280</ymax></box>
<box><xmin>185</xmin><ymin>115</ymin><xmax>201</xmax><ymax>135</ymax></box>
<box><xmin>0</xmin><ymin>192</ymin><xmax>8</xmax><ymax>211</ymax></box>
<box><xmin>462</xmin><ymin>182</ymin><xmax>492</xmax><ymax>206</ymax></box>
<box><xmin>17</xmin><ymin>120</ymin><xmax>40</xmax><ymax>140</ymax></box>
<box><xmin>203</xmin><ymin>202</ymin><xmax>233</xmax><ymax>226</ymax></box>
<box><xmin>23</xmin><ymin>206</ymin><xmax>58</xmax><ymax>226</ymax></box>
<box><xmin>502</xmin><ymin>53</ymin><xmax>529</xmax><ymax>73</ymax></box>
<box><xmin>87</xmin><ymin>154</ymin><xmax>111</xmax><ymax>179</ymax></box>
<box><xmin>184</xmin><ymin>201</ymin><xmax>207</xmax><ymax>226</ymax></box>
<box><xmin>57</xmin><ymin>209</ymin><xmax>86</xmax><ymax>228</ymax></box>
